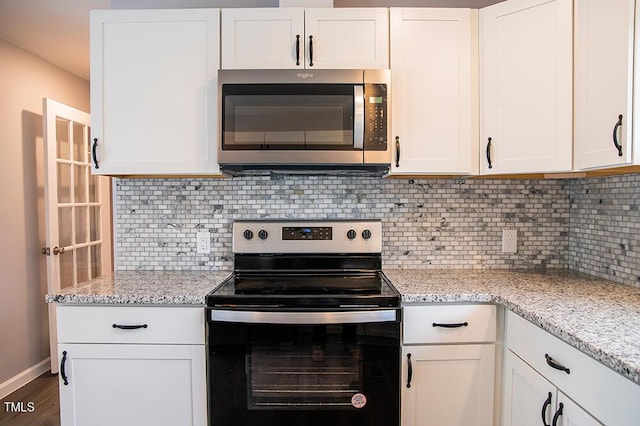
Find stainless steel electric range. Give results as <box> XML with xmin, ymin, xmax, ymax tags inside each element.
<box><xmin>206</xmin><ymin>220</ymin><xmax>400</xmax><ymax>426</ymax></box>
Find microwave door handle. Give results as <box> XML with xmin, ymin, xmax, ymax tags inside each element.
<box><xmin>353</xmin><ymin>85</ymin><xmax>364</xmax><ymax>150</ymax></box>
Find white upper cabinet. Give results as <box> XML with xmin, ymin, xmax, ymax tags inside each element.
<box><xmin>304</xmin><ymin>8</ymin><xmax>389</xmax><ymax>69</ymax></box>
<box><xmin>479</xmin><ymin>0</ymin><xmax>573</xmax><ymax>174</ymax></box>
<box><xmin>221</xmin><ymin>7</ymin><xmax>389</xmax><ymax>69</ymax></box>
<box><xmin>574</xmin><ymin>0</ymin><xmax>636</xmax><ymax>170</ymax></box>
<box><xmin>389</xmin><ymin>8</ymin><xmax>477</xmax><ymax>175</ymax></box>
<box><xmin>90</xmin><ymin>9</ymin><xmax>221</xmax><ymax>175</ymax></box>
<box><xmin>221</xmin><ymin>8</ymin><xmax>305</xmax><ymax>69</ymax></box>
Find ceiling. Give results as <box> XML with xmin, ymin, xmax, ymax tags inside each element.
<box><xmin>0</xmin><ymin>0</ymin><xmax>276</xmax><ymax>80</ymax></box>
<box><xmin>0</xmin><ymin>0</ymin><xmax>502</xmax><ymax>81</ymax></box>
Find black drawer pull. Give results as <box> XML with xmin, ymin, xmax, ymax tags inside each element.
<box><xmin>92</xmin><ymin>138</ymin><xmax>99</xmax><ymax>169</ymax></box>
<box><xmin>486</xmin><ymin>137</ymin><xmax>493</xmax><ymax>169</ymax></box>
<box><xmin>406</xmin><ymin>353</ymin><xmax>413</xmax><ymax>388</ymax></box>
<box><xmin>295</xmin><ymin>34</ymin><xmax>300</xmax><ymax>66</ymax></box>
<box><xmin>545</xmin><ymin>354</ymin><xmax>570</xmax><ymax>374</ymax></box>
<box><xmin>308</xmin><ymin>35</ymin><xmax>314</xmax><ymax>67</ymax></box>
<box><xmin>541</xmin><ymin>391</ymin><xmax>552</xmax><ymax>426</ymax></box>
<box><xmin>112</xmin><ymin>323</ymin><xmax>148</xmax><ymax>330</ymax></box>
<box><xmin>552</xmin><ymin>402</ymin><xmax>564</xmax><ymax>426</ymax></box>
<box><xmin>613</xmin><ymin>114</ymin><xmax>623</xmax><ymax>156</ymax></box>
<box><xmin>432</xmin><ymin>322</ymin><xmax>468</xmax><ymax>328</ymax></box>
<box><xmin>60</xmin><ymin>350</ymin><xmax>69</xmax><ymax>386</ymax></box>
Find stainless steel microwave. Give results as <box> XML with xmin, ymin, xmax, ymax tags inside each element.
<box><xmin>218</xmin><ymin>69</ymin><xmax>390</xmax><ymax>174</ymax></box>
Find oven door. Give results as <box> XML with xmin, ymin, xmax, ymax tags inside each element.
<box><xmin>207</xmin><ymin>309</ymin><xmax>400</xmax><ymax>426</ymax></box>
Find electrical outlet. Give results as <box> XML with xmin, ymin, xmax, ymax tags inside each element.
<box><xmin>196</xmin><ymin>231</ymin><xmax>211</xmax><ymax>254</ymax></box>
<box><xmin>502</xmin><ymin>229</ymin><xmax>517</xmax><ymax>253</ymax></box>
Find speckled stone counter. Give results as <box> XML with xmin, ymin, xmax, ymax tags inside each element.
<box><xmin>385</xmin><ymin>269</ymin><xmax>640</xmax><ymax>386</ymax></box>
<box><xmin>45</xmin><ymin>271</ymin><xmax>231</xmax><ymax>305</ymax></box>
<box><xmin>46</xmin><ymin>268</ymin><xmax>640</xmax><ymax>387</ymax></box>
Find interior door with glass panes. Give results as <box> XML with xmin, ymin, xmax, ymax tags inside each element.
<box><xmin>42</xmin><ymin>98</ymin><xmax>112</xmax><ymax>372</ymax></box>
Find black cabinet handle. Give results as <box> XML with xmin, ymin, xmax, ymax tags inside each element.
<box><xmin>551</xmin><ymin>402</ymin><xmax>564</xmax><ymax>426</ymax></box>
<box><xmin>112</xmin><ymin>323</ymin><xmax>148</xmax><ymax>330</ymax></box>
<box><xmin>486</xmin><ymin>137</ymin><xmax>493</xmax><ymax>169</ymax></box>
<box><xmin>395</xmin><ymin>136</ymin><xmax>400</xmax><ymax>168</ymax></box>
<box><xmin>60</xmin><ymin>350</ymin><xmax>68</xmax><ymax>386</ymax></box>
<box><xmin>406</xmin><ymin>353</ymin><xmax>413</xmax><ymax>388</ymax></box>
<box><xmin>432</xmin><ymin>322</ymin><xmax>468</xmax><ymax>328</ymax></box>
<box><xmin>295</xmin><ymin>34</ymin><xmax>300</xmax><ymax>66</ymax></box>
<box><xmin>308</xmin><ymin>35</ymin><xmax>314</xmax><ymax>67</ymax></box>
<box><xmin>92</xmin><ymin>138</ymin><xmax>99</xmax><ymax>169</ymax></box>
<box><xmin>545</xmin><ymin>354</ymin><xmax>570</xmax><ymax>374</ymax></box>
<box><xmin>541</xmin><ymin>392</ymin><xmax>552</xmax><ymax>426</ymax></box>
<box><xmin>613</xmin><ymin>114</ymin><xmax>623</xmax><ymax>157</ymax></box>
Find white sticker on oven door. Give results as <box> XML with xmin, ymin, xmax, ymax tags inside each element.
<box><xmin>351</xmin><ymin>393</ymin><xmax>367</xmax><ymax>409</ymax></box>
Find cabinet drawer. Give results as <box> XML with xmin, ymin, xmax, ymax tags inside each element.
<box><xmin>57</xmin><ymin>305</ymin><xmax>204</xmax><ymax>345</ymax></box>
<box><xmin>506</xmin><ymin>311</ymin><xmax>640</xmax><ymax>426</ymax></box>
<box><xmin>403</xmin><ymin>304</ymin><xmax>496</xmax><ymax>344</ymax></box>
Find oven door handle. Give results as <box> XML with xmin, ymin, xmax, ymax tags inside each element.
<box><xmin>210</xmin><ymin>309</ymin><xmax>398</xmax><ymax>324</ymax></box>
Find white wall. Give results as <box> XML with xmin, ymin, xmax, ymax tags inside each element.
<box><xmin>0</xmin><ymin>37</ymin><xmax>89</xmax><ymax>388</ymax></box>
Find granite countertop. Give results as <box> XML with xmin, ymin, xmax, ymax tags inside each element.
<box><xmin>46</xmin><ymin>268</ymin><xmax>640</xmax><ymax>386</ymax></box>
<box><xmin>44</xmin><ymin>271</ymin><xmax>231</xmax><ymax>305</ymax></box>
<box><xmin>385</xmin><ymin>269</ymin><xmax>640</xmax><ymax>386</ymax></box>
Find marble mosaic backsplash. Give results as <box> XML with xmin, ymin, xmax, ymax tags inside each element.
<box><xmin>569</xmin><ymin>174</ymin><xmax>640</xmax><ymax>286</ymax></box>
<box><xmin>114</xmin><ymin>176</ymin><xmax>570</xmax><ymax>272</ymax></box>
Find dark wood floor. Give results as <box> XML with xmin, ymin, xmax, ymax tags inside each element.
<box><xmin>0</xmin><ymin>373</ymin><xmax>60</xmax><ymax>426</ymax></box>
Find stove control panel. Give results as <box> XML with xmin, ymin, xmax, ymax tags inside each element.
<box><xmin>233</xmin><ymin>220</ymin><xmax>382</xmax><ymax>254</ymax></box>
<box><xmin>283</xmin><ymin>226</ymin><xmax>332</xmax><ymax>240</ymax></box>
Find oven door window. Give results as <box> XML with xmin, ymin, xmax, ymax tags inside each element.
<box><xmin>208</xmin><ymin>320</ymin><xmax>399</xmax><ymax>426</ymax></box>
<box><xmin>222</xmin><ymin>84</ymin><xmax>356</xmax><ymax>151</ymax></box>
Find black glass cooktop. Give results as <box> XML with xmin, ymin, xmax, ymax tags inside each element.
<box><xmin>207</xmin><ymin>272</ymin><xmax>400</xmax><ymax>309</ymax></box>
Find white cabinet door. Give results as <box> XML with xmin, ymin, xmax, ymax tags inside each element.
<box><xmin>221</xmin><ymin>8</ymin><xmax>305</xmax><ymax>69</ymax></box>
<box><xmin>503</xmin><ymin>350</ymin><xmax>557</xmax><ymax>426</ymax></box>
<box><xmin>304</xmin><ymin>8</ymin><xmax>389</xmax><ymax>69</ymax></box>
<box><xmin>503</xmin><ymin>351</ymin><xmax>602</xmax><ymax>426</ymax></box>
<box><xmin>556</xmin><ymin>391</ymin><xmax>602</xmax><ymax>426</ymax></box>
<box><xmin>574</xmin><ymin>0</ymin><xmax>635</xmax><ymax>169</ymax></box>
<box><xmin>221</xmin><ymin>8</ymin><xmax>388</xmax><ymax>70</ymax></box>
<box><xmin>401</xmin><ymin>344</ymin><xmax>494</xmax><ymax>426</ymax></box>
<box><xmin>479</xmin><ymin>0</ymin><xmax>573</xmax><ymax>174</ymax></box>
<box><xmin>90</xmin><ymin>9</ymin><xmax>220</xmax><ymax>175</ymax></box>
<box><xmin>390</xmin><ymin>8</ymin><xmax>476</xmax><ymax>175</ymax></box>
<box><xmin>58</xmin><ymin>343</ymin><xmax>206</xmax><ymax>426</ymax></box>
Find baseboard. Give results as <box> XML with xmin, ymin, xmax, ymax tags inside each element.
<box><xmin>0</xmin><ymin>358</ymin><xmax>51</xmax><ymax>400</ymax></box>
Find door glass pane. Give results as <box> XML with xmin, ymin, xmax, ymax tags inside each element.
<box><xmin>57</xmin><ymin>163</ymin><xmax>71</xmax><ymax>204</ymax></box>
<box><xmin>59</xmin><ymin>248</ymin><xmax>74</xmax><ymax>289</ymax></box>
<box><xmin>90</xmin><ymin>244</ymin><xmax>102</xmax><ymax>278</ymax></box>
<box><xmin>75</xmin><ymin>206</ymin><xmax>88</xmax><ymax>244</ymax></box>
<box><xmin>76</xmin><ymin>246</ymin><xmax>89</xmax><ymax>284</ymax></box>
<box><xmin>75</xmin><ymin>165</ymin><xmax>87</xmax><ymax>203</ymax></box>
<box><xmin>73</xmin><ymin>122</ymin><xmax>86</xmax><ymax>162</ymax></box>
<box><xmin>222</xmin><ymin>84</ymin><xmax>355</xmax><ymax>150</ymax></box>
<box><xmin>89</xmin><ymin>174</ymin><xmax>99</xmax><ymax>203</ymax></box>
<box><xmin>56</xmin><ymin>117</ymin><xmax>70</xmax><ymax>160</ymax></box>
<box><xmin>58</xmin><ymin>206</ymin><xmax>72</xmax><ymax>247</ymax></box>
<box><xmin>90</xmin><ymin>206</ymin><xmax>101</xmax><ymax>242</ymax></box>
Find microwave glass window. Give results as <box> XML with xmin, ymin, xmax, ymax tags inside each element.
<box><xmin>222</xmin><ymin>84</ymin><xmax>356</xmax><ymax>150</ymax></box>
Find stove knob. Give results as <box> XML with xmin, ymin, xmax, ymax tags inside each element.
<box><xmin>243</xmin><ymin>229</ymin><xmax>254</xmax><ymax>240</ymax></box>
<box><xmin>362</xmin><ymin>229</ymin><xmax>372</xmax><ymax>240</ymax></box>
<box><xmin>347</xmin><ymin>229</ymin><xmax>357</xmax><ymax>240</ymax></box>
<box><xmin>258</xmin><ymin>229</ymin><xmax>269</xmax><ymax>240</ymax></box>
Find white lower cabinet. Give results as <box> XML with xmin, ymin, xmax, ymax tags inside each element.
<box><xmin>402</xmin><ymin>344</ymin><xmax>495</xmax><ymax>426</ymax></box>
<box><xmin>401</xmin><ymin>304</ymin><xmax>496</xmax><ymax>426</ymax></box>
<box><xmin>503</xmin><ymin>350</ymin><xmax>600</xmax><ymax>426</ymax></box>
<box><xmin>56</xmin><ymin>305</ymin><xmax>206</xmax><ymax>426</ymax></box>
<box><xmin>503</xmin><ymin>311</ymin><xmax>640</xmax><ymax>426</ymax></box>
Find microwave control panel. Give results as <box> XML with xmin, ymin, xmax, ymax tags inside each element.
<box><xmin>364</xmin><ymin>83</ymin><xmax>388</xmax><ymax>151</ymax></box>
